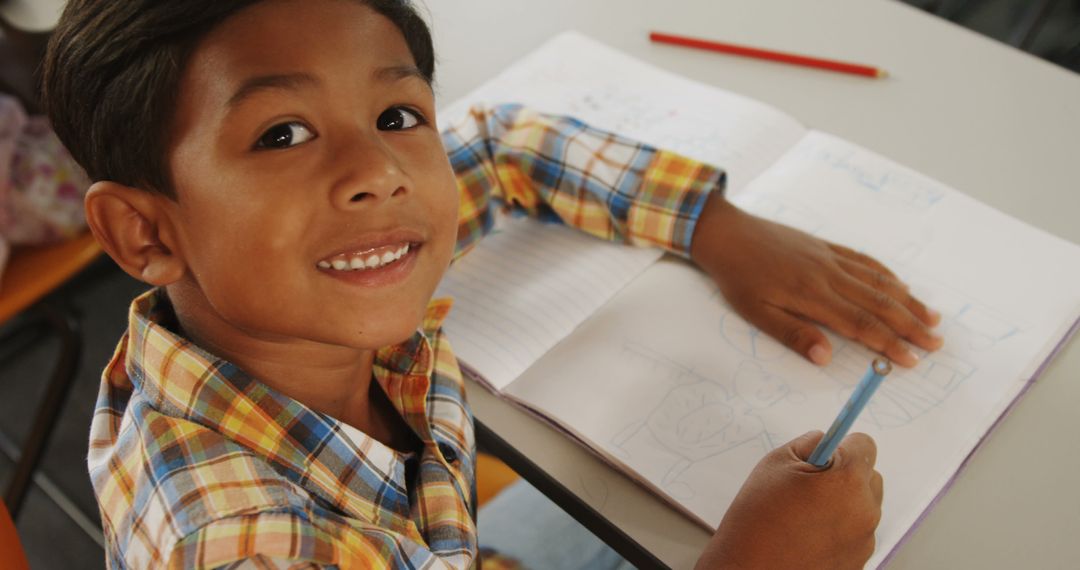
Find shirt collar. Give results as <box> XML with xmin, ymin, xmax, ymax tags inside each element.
<box><xmin>121</xmin><ymin>288</ymin><xmax>454</xmax><ymax>523</ymax></box>
<box><xmin>373</xmin><ymin>296</ymin><xmax>454</xmax><ymax>378</ymax></box>
<box><xmin>125</xmin><ymin>289</ymin><xmax>454</xmax><ymax>380</ymax></box>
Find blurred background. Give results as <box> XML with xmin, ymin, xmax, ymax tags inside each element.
<box><xmin>902</xmin><ymin>0</ymin><xmax>1080</xmax><ymax>72</ymax></box>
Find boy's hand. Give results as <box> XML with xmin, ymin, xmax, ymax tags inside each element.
<box><xmin>696</xmin><ymin>431</ymin><xmax>883</xmax><ymax>570</ymax></box>
<box><xmin>690</xmin><ymin>196</ymin><xmax>943</xmax><ymax>368</ymax></box>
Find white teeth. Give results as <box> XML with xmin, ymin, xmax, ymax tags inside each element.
<box><xmin>319</xmin><ymin>243</ymin><xmax>413</xmax><ymax>271</ymax></box>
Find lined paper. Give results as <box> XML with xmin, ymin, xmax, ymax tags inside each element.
<box><xmin>435</xmin><ymin>216</ymin><xmax>661</xmax><ymax>391</ymax></box>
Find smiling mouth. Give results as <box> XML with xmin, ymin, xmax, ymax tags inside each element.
<box><xmin>317</xmin><ymin>242</ymin><xmax>416</xmax><ymax>271</ymax></box>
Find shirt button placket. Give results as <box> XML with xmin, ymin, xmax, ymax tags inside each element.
<box><xmin>437</xmin><ymin>441</ymin><xmax>458</xmax><ymax>464</ymax></box>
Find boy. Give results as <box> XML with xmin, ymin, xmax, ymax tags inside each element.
<box><xmin>43</xmin><ymin>0</ymin><xmax>941</xmax><ymax>567</ymax></box>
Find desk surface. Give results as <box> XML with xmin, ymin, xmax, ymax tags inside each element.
<box><xmin>426</xmin><ymin>0</ymin><xmax>1080</xmax><ymax>567</ymax></box>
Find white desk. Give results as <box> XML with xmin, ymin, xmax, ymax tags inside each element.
<box><xmin>424</xmin><ymin>0</ymin><xmax>1080</xmax><ymax>567</ymax></box>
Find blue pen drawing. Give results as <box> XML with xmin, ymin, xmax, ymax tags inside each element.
<box><xmin>736</xmin><ymin>193</ymin><xmax>827</xmax><ymax>236</ymax></box>
<box><xmin>576</xmin><ymin>97</ymin><xmax>747</xmax><ymax>165</ymax></box>
<box><xmin>945</xmin><ymin>303</ymin><xmax>1019</xmax><ymax>351</ymax></box>
<box><xmin>900</xmin><ymin>269</ymin><xmax>1026</xmax><ymax>352</ymax></box>
<box><xmin>794</xmin><ymin>144</ymin><xmax>945</xmax><ymax>211</ymax></box>
<box><xmin>824</xmin><ymin>340</ymin><xmax>977</xmax><ymax>428</ymax></box>
<box><xmin>570</xmin><ymin>89</ymin><xmax>679</xmax><ymax>135</ymax></box>
<box><xmin>611</xmin><ymin>343</ymin><xmax>801</xmax><ymax>499</ymax></box>
<box><xmin>719</xmin><ymin>311</ymin><xmax>789</xmax><ymax>361</ymax></box>
<box><xmin>814</xmin><ymin>284</ymin><xmax>1021</xmax><ymax>428</ymax></box>
<box><xmin>883</xmin><ymin>241</ymin><xmax>925</xmax><ymax>268</ymax></box>
<box><xmin>545</xmin><ymin>84</ymin><xmax>781</xmax><ymax>171</ymax></box>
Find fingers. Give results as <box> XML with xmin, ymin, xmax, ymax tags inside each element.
<box><xmin>829</xmin><ymin>244</ymin><xmax>899</xmax><ymax>282</ymax></box>
<box><xmin>838</xmin><ymin>259</ymin><xmax>941</xmax><ymax>327</ymax></box>
<box><xmin>837</xmin><ymin>432</ymin><xmax>877</xmax><ymax>472</ymax></box>
<box><xmin>795</xmin><ymin>295</ymin><xmax>920</xmax><ymax>367</ymax></box>
<box><xmin>727</xmin><ymin>236</ymin><xmax>945</xmax><ymax>367</ymax></box>
<box><xmin>747</xmin><ymin>305</ymin><xmax>833</xmax><ymax>365</ymax></box>
<box><xmin>832</xmin><ymin>271</ymin><xmax>944</xmax><ymax>353</ymax></box>
<box><xmin>850</xmin><ymin>433</ymin><xmax>884</xmax><ymax>506</ymax></box>
<box><xmin>787</xmin><ymin>430</ymin><xmax>826</xmax><ymax>461</ymax></box>
<box><xmin>809</xmin><ymin>432</ymin><xmax>884</xmax><ymax>510</ymax></box>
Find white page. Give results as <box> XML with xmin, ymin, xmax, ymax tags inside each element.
<box><xmin>505</xmin><ymin>134</ymin><xmax>1080</xmax><ymax>568</ymax></box>
<box><xmin>435</xmin><ymin>215</ymin><xmax>661</xmax><ymax>391</ymax></box>
<box><xmin>435</xmin><ymin>31</ymin><xmax>807</xmax><ymax>392</ymax></box>
<box><xmin>438</xmin><ymin>31</ymin><xmax>807</xmax><ymax>193</ymax></box>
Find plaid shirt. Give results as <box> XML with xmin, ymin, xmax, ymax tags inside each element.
<box><xmin>88</xmin><ymin>104</ymin><xmax>723</xmax><ymax>569</ymax></box>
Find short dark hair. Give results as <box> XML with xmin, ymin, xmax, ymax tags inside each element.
<box><xmin>42</xmin><ymin>0</ymin><xmax>435</xmax><ymax>198</ymax></box>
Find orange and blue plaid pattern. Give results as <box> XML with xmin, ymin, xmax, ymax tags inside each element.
<box><xmin>90</xmin><ymin>291</ymin><xmax>475</xmax><ymax>569</ymax></box>
<box><xmin>88</xmin><ymin>105</ymin><xmax>723</xmax><ymax>568</ymax></box>
<box><xmin>446</xmin><ymin>104</ymin><xmax>725</xmax><ymax>259</ymax></box>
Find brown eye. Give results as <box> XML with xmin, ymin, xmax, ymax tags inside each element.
<box><xmin>377</xmin><ymin>107</ymin><xmax>422</xmax><ymax>131</ymax></box>
<box><xmin>254</xmin><ymin>121</ymin><xmax>315</xmax><ymax>149</ymax></box>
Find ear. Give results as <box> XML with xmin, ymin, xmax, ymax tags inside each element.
<box><xmin>84</xmin><ymin>181</ymin><xmax>187</xmax><ymax>286</ymax></box>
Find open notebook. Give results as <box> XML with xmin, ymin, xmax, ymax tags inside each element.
<box><xmin>435</xmin><ymin>32</ymin><xmax>1080</xmax><ymax>567</ymax></box>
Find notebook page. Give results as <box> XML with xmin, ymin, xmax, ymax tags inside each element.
<box><xmin>435</xmin><ymin>215</ymin><xmax>661</xmax><ymax>391</ymax></box>
<box><xmin>438</xmin><ymin>31</ymin><xmax>806</xmax><ymax>193</ymax></box>
<box><xmin>505</xmin><ymin>132</ymin><xmax>1080</xmax><ymax>568</ymax></box>
<box><xmin>435</xmin><ymin>30</ymin><xmax>808</xmax><ymax>391</ymax></box>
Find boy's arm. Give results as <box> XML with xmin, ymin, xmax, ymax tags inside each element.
<box><xmin>443</xmin><ymin>104</ymin><xmax>943</xmax><ymax>368</ymax></box>
<box><xmin>442</xmin><ymin>104</ymin><xmax>722</xmax><ymax>259</ymax></box>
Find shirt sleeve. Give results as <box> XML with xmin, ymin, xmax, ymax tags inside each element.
<box><xmin>168</xmin><ymin>510</ymin><xmax>457</xmax><ymax>570</ymax></box>
<box><xmin>442</xmin><ymin>104</ymin><xmax>726</xmax><ymax>260</ymax></box>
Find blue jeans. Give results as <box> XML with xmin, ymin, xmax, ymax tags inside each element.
<box><xmin>477</xmin><ymin>479</ymin><xmax>637</xmax><ymax>570</ymax></box>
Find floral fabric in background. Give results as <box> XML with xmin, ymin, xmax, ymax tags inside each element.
<box><xmin>0</xmin><ymin>94</ymin><xmax>91</xmax><ymax>287</ymax></box>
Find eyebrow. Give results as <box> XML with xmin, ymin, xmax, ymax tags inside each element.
<box><xmin>375</xmin><ymin>64</ymin><xmax>430</xmax><ymax>86</ymax></box>
<box><xmin>226</xmin><ymin>72</ymin><xmax>320</xmax><ymax>109</ymax></box>
<box><xmin>225</xmin><ymin>65</ymin><xmax>431</xmax><ymax>110</ymax></box>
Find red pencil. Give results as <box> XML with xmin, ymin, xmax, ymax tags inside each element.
<box><xmin>649</xmin><ymin>31</ymin><xmax>887</xmax><ymax>79</ymax></box>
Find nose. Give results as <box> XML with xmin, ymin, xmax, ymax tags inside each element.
<box><xmin>329</xmin><ymin>131</ymin><xmax>410</xmax><ymax>208</ymax></box>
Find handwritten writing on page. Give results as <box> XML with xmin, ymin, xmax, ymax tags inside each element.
<box><xmin>438</xmin><ymin>31</ymin><xmax>806</xmax><ymax>193</ymax></box>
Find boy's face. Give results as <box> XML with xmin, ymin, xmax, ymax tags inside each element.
<box><xmin>163</xmin><ymin>0</ymin><xmax>459</xmax><ymax>350</ymax></box>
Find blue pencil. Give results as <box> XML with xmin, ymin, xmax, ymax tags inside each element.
<box><xmin>808</xmin><ymin>358</ymin><xmax>893</xmax><ymax>468</ymax></box>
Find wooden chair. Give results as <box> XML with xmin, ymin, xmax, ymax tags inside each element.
<box><xmin>0</xmin><ymin>232</ymin><xmax>101</xmax><ymax>518</ymax></box>
<box><xmin>0</xmin><ymin>500</ymin><xmax>30</xmax><ymax>570</ymax></box>
<box><xmin>476</xmin><ymin>452</ymin><xmax>520</xmax><ymax>508</ymax></box>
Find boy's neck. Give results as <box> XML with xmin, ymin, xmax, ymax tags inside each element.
<box><xmin>164</xmin><ymin>285</ymin><xmax>418</xmax><ymax>453</ymax></box>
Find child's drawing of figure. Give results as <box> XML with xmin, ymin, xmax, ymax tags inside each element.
<box><xmin>612</xmin><ymin>351</ymin><xmax>797</xmax><ymax>499</ymax></box>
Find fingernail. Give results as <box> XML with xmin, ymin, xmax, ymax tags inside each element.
<box><xmin>809</xmin><ymin>344</ymin><xmax>830</xmax><ymax>365</ymax></box>
<box><xmin>927</xmin><ymin>308</ymin><xmax>942</xmax><ymax>324</ymax></box>
<box><xmin>904</xmin><ymin>348</ymin><xmax>920</xmax><ymax>366</ymax></box>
